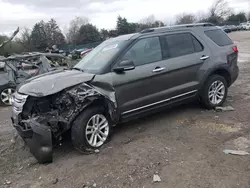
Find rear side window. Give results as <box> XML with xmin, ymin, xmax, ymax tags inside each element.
<box><xmin>205</xmin><ymin>29</ymin><xmax>233</xmax><ymax>46</ymax></box>
<box><xmin>163</xmin><ymin>33</ymin><xmax>203</xmax><ymax>58</ymax></box>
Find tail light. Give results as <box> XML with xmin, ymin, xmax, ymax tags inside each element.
<box><xmin>232</xmin><ymin>46</ymin><xmax>238</xmax><ymax>53</ymax></box>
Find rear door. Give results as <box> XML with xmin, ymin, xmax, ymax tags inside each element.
<box><xmin>157</xmin><ymin>31</ymin><xmax>211</xmax><ymax>98</ymax></box>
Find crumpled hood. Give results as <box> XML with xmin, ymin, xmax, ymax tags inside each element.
<box><xmin>17</xmin><ymin>69</ymin><xmax>95</xmax><ymax>97</ymax></box>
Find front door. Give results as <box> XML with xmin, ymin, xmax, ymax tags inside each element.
<box><xmin>111</xmin><ymin>36</ymin><xmax>168</xmax><ymax>115</ymax></box>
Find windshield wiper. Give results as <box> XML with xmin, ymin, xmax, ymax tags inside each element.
<box><xmin>71</xmin><ymin>67</ymin><xmax>84</xmax><ymax>72</ymax></box>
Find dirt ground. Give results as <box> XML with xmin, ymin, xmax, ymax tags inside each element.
<box><xmin>1</xmin><ymin>31</ymin><xmax>250</xmax><ymax>188</ymax></box>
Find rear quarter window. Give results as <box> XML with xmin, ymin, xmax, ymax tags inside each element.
<box><xmin>205</xmin><ymin>29</ymin><xmax>233</xmax><ymax>46</ymax></box>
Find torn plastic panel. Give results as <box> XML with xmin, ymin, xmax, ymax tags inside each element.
<box><xmin>13</xmin><ymin>82</ymin><xmax>118</xmax><ymax>163</ymax></box>
<box><xmin>14</xmin><ymin>118</ymin><xmax>53</xmax><ymax>163</ymax></box>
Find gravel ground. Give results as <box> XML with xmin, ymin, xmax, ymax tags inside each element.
<box><xmin>1</xmin><ymin>31</ymin><xmax>250</xmax><ymax>188</ymax></box>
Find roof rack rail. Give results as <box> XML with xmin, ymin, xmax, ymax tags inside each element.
<box><xmin>173</xmin><ymin>23</ymin><xmax>214</xmax><ymax>27</ymax></box>
<box><xmin>140</xmin><ymin>28</ymin><xmax>155</xmax><ymax>33</ymax></box>
<box><xmin>140</xmin><ymin>23</ymin><xmax>214</xmax><ymax>33</ymax></box>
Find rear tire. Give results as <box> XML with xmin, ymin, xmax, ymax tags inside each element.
<box><xmin>71</xmin><ymin>106</ymin><xmax>111</xmax><ymax>154</ymax></box>
<box><xmin>200</xmin><ymin>75</ymin><xmax>228</xmax><ymax>109</ymax></box>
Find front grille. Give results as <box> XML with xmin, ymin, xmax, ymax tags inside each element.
<box><xmin>12</xmin><ymin>92</ymin><xmax>28</xmax><ymax>116</ymax></box>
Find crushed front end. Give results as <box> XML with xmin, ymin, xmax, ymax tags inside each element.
<box><xmin>12</xmin><ymin>92</ymin><xmax>54</xmax><ymax>163</ymax></box>
<box><xmin>11</xmin><ymin>83</ymin><xmax>117</xmax><ymax>164</ymax></box>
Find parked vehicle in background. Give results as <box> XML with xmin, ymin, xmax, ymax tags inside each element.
<box><xmin>238</xmin><ymin>22</ymin><xmax>250</xmax><ymax>30</ymax></box>
<box><xmin>245</xmin><ymin>23</ymin><xmax>250</xmax><ymax>30</ymax></box>
<box><xmin>230</xmin><ymin>25</ymin><xmax>237</xmax><ymax>31</ymax></box>
<box><xmin>237</xmin><ymin>23</ymin><xmax>246</xmax><ymax>30</ymax></box>
<box><xmin>219</xmin><ymin>26</ymin><xmax>231</xmax><ymax>33</ymax></box>
<box><xmin>11</xmin><ymin>23</ymin><xmax>239</xmax><ymax>163</ymax></box>
<box><xmin>0</xmin><ymin>54</ymin><xmax>66</xmax><ymax>106</ymax></box>
<box><xmin>80</xmin><ymin>48</ymin><xmax>93</xmax><ymax>58</ymax></box>
<box><xmin>70</xmin><ymin>48</ymin><xmax>87</xmax><ymax>59</ymax></box>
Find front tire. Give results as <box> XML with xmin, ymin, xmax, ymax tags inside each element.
<box><xmin>200</xmin><ymin>75</ymin><xmax>228</xmax><ymax>109</ymax></box>
<box><xmin>71</xmin><ymin>106</ymin><xmax>111</xmax><ymax>153</ymax></box>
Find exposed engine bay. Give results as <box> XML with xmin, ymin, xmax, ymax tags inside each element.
<box><xmin>23</xmin><ymin>83</ymin><xmax>116</xmax><ymax>137</ymax></box>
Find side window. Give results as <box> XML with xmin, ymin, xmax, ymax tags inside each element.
<box><xmin>192</xmin><ymin>35</ymin><xmax>203</xmax><ymax>52</ymax></box>
<box><xmin>121</xmin><ymin>37</ymin><xmax>162</xmax><ymax>66</ymax></box>
<box><xmin>164</xmin><ymin>33</ymin><xmax>194</xmax><ymax>58</ymax></box>
<box><xmin>204</xmin><ymin>29</ymin><xmax>233</xmax><ymax>46</ymax></box>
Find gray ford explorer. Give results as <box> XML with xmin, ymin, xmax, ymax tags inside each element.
<box><xmin>11</xmin><ymin>23</ymin><xmax>239</xmax><ymax>163</ymax></box>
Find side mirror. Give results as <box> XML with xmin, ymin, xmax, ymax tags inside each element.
<box><xmin>113</xmin><ymin>60</ymin><xmax>135</xmax><ymax>73</ymax></box>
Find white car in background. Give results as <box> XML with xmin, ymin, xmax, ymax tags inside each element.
<box><xmin>245</xmin><ymin>23</ymin><xmax>250</xmax><ymax>30</ymax></box>
<box><xmin>241</xmin><ymin>22</ymin><xmax>250</xmax><ymax>30</ymax></box>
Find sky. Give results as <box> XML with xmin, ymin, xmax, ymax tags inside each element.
<box><xmin>0</xmin><ymin>0</ymin><xmax>249</xmax><ymax>35</ymax></box>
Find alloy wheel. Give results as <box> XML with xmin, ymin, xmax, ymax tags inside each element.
<box><xmin>85</xmin><ymin>114</ymin><xmax>109</xmax><ymax>147</ymax></box>
<box><xmin>1</xmin><ymin>88</ymin><xmax>15</xmax><ymax>105</ymax></box>
<box><xmin>208</xmin><ymin>80</ymin><xmax>225</xmax><ymax>105</ymax></box>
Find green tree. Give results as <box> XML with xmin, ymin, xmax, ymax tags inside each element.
<box><xmin>30</xmin><ymin>19</ymin><xmax>66</xmax><ymax>51</ymax></box>
<box><xmin>0</xmin><ymin>35</ymin><xmax>23</xmax><ymax>56</ymax></box>
<box><xmin>66</xmin><ymin>16</ymin><xmax>89</xmax><ymax>45</ymax></box>
<box><xmin>0</xmin><ymin>35</ymin><xmax>10</xmax><ymax>56</ymax></box>
<box><xmin>137</xmin><ymin>15</ymin><xmax>165</xmax><ymax>31</ymax></box>
<box><xmin>46</xmin><ymin>19</ymin><xmax>66</xmax><ymax>47</ymax></box>
<box><xmin>116</xmin><ymin>16</ymin><xmax>131</xmax><ymax>35</ymax></box>
<box><xmin>205</xmin><ymin>0</ymin><xmax>231</xmax><ymax>24</ymax></box>
<box><xmin>77</xmin><ymin>24</ymin><xmax>101</xmax><ymax>45</ymax></box>
<box><xmin>176</xmin><ymin>13</ymin><xmax>196</xmax><ymax>24</ymax></box>
<box><xmin>100</xmin><ymin>29</ymin><xmax>109</xmax><ymax>40</ymax></box>
<box><xmin>129</xmin><ymin>23</ymin><xmax>138</xmax><ymax>33</ymax></box>
<box><xmin>227</xmin><ymin>12</ymin><xmax>247</xmax><ymax>23</ymax></box>
<box><xmin>108</xmin><ymin>30</ymin><xmax>118</xmax><ymax>38</ymax></box>
<box><xmin>17</xmin><ymin>28</ymin><xmax>33</xmax><ymax>51</ymax></box>
<box><xmin>153</xmin><ymin>21</ymin><xmax>165</xmax><ymax>27</ymax></box>
<box><xmin>30</xmin><ymin>21</ymin><xmax>48</xmax><ymax>50</ymax></box>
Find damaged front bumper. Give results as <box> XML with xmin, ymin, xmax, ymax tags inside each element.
<box><xmin>11</xmin><ymin>92</ymin><xmax>53</xmax><ymax>163</ymax></box>
<box><xmin>11</xmin><ymin>116</ymin><xmax>53</xmax><ymax>163</ymax></box>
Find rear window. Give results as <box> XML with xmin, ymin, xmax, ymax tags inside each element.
<box><xmin>205</xmin><ymin>29</ymin><xmax>233</xmax><ymax>46</ymax></box>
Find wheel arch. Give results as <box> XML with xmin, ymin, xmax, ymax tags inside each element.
<box><xmin>209</xmin><ymin>68</ymin><xmax>231</xmax><ymax>86</ymax></box>
<box><xmin>74</xmin><ymin>96</ymin><xmax>119</xmax><ymax>126</ymax></box>
<box><xmin>200</xmin><ymin>65</ymin><xmax>232</xmax><ymax>89</ymax></box>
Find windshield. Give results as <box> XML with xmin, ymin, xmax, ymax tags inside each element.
<box><xmin>74</xmin><ymin>39</ymin><xmax>127</xmax><ymax>73</ymax></box>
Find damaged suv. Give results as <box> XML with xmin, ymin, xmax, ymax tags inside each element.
<box><xmin>12</xmin><ymin>23</ymin><xmax>239</xmax><ymax>163</ymax></box>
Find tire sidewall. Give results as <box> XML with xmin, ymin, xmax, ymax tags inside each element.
<box><xmin>201</xmin><ymin>75</ymin><xmax>228</xmax><ymax>109</ymax></box>
<box><xmin>71</xmin><ymin>106</ymin><xmax>112</xmax><ymax>152</ymax></box>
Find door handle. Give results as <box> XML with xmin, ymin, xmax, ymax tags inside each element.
<box><xmin>200</xmin><ymin>55</ymin><xmax>209</xmax><ymax>60</ymax></box>
<box><xmin>152</xmin><ymin>67</ymin><xmax>166</xmax><ymax>73</ymax></box>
